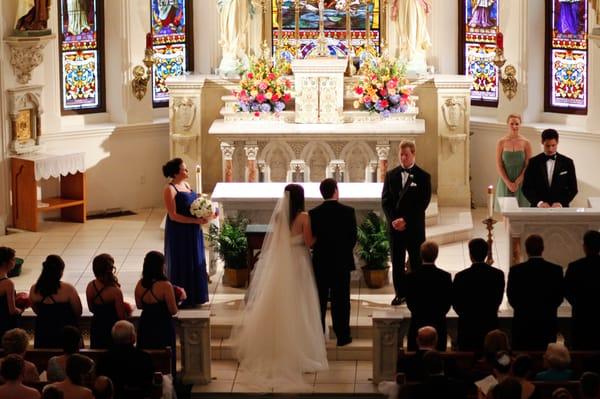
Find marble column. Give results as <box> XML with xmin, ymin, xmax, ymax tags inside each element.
<box><xmin>244</xmin><ymin>143</ymin><xmax>259</xmax><ymax>182</ymax></box>
<box><xmin>220</xmin><ymin>142</ymin><xmax>235</xmax><ymax>182</ymax></box>
<box><xmin>177</xmin><ymin>310</ymin><xmax>211</xmax><ymax>385</ymax></box>
<box><xmin>290</xmin><ymin>160</ymin><xmax>306</xmax><ymax>182</ymax></box>
<box><xmin>376</xmin><ymin>143</ymin><xmax>391</xmax><ymax>183</ymax></box>
<box><xmin>257</xmin><ymin>160</ymin><xmax>267</xmax><ymax>182</ymax></box>
<box><xmin>369</xmin><ymin>161</ymin><xmax>379</xmax><ymax>183</ymax></box>
<box><xmin>328</xmin><ymin>160</ymin><xmax>346</xmax><ymax>182</ymax></box>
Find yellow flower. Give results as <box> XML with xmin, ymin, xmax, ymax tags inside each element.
<box><xmin>265</xmin><ymin>92</ymin><xmax>273</xmax><ymax>100</ymax></box>
<box><xmin>353</xmin><ymin>100</ymin><xmax>360</xmax><ymax>109</ymax></box>
<box><xmin>250</xmin><ymin>90</ymin><xmax>258</xmax><ymax>97</ymax></box>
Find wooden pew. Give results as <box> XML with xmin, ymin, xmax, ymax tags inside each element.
<box><xmin>533</xmin><ymin>381</ymin><xmax>581</xmax><ymax>399</ymax></box>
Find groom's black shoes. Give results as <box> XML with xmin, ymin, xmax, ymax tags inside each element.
<box><xmin>391</xmin><ymin>296</ymin><xmax>406</xmax><ymax>306</ymax></box>
<box><xmin>337</xmin><ymin>336</ymin><xmax>353</xmax><ymax>347</ymax></box>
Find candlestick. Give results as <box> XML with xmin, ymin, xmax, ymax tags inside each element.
<box><xmin>496</xmin><ymin>31</ymin><xmax>503</xmax><ymax>50</ymax></box>
<box><xmin>487</xmin><ymin>185</ymin><xmax>494</xmax><ymax>219</ymax></box>
<box><xmin>196</xmin><ymin>164</ymin><xmax>202</xmax><ymax>194</ymax></box>
<box><xmin>146</xmin><ymin>32</ymin><xmax>153</xmax><ymax>50</ymax></box>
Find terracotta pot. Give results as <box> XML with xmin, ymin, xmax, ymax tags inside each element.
<box><xmin>224</xmin><ymin>268</ymin><xmax>249</xmax><ymax>288</ymax></box>
<box><xmin>362</xmin><ymin>266</ymin><xmax>390</xmax><ymax>289</ymax></box>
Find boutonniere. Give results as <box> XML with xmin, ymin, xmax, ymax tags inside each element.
<box><xmin>409</xmin><ymin>174</ymin><xmax>414</xmax><ymax>179</ymax></box>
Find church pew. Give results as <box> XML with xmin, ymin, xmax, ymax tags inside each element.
<box><xmin>533</xmin><ymin>381</ymin><xmax>581</xmax><ymax>399</ymax></box>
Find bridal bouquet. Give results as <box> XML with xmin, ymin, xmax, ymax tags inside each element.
<box><xmin>190</xmin><ymin>195</ymin><xmax>213</xmax><ymax>219</ymax></box>
<box><xmin>234</xmin><ymin>56</ymin><xmax>293</xmax><ymax>116</ymax></box>
<box><xmin>353</xmin><ymin>57</ymin><xmax>412</xmax><ymax>117</ymax></box>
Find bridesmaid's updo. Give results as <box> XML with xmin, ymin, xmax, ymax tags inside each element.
<box><xmin>141</xmin><ymin>251</ymin><xmax>168</xmax><ymax>289</ymax></box>
<box><xmin>93</xmin><ymin>253</ymin><xmax>120</xmax><ymax>287</ymax></box>
<box><xmin>35</xmin><ymin>255</ymin><xmax>65</xmax><ymax>297</ymax></box>
<box><xmin>162</xmin><ymin>158</ymin><xmax>183</xmax><ymax>178</ymax></box>
<box><xmin>284</xmin><ymin>184</ymin><xmax>305</xmax><ymax>226</ymax></box>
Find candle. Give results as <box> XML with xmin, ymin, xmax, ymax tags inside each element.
<box><xmin>196</xmin><ymin>164</ymin><xmax>202</xmax><ymax>194</ymax></box>
<box><xmin>487</xmin><ymin>185</ymin><xmax>494</xmax><ymax>219</ymax></box>
<box><xmin>146</xmin><ymin>32</ymin><xmax>153</xmax><ymax>50</ymax></box>
<box><xmin>496</xmin><ymin>31</ymin><xmax>504</xmax><ymax>51</ymax></box>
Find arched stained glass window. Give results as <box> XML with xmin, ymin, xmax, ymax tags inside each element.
<box><xmin>271</xmin><ymin>0</ymin><xmax>381</xmax><ymax>60</ymax></box>
<box><xmin>458</xmin><ymin>0</ymin><xmax>499</xmax><ymax>107</ymax></box>
<box><xmin>545</xmin><ymin>0</ymin><xmax>588</xmax><ymax>114</ymax></box>
<box><xmin>58</xmin><ymin>0</ymin><xmax>105</xmax><ymax>114</ymax></box>
<box><xmin>150</xmin><ymin>0</ymin><xmax>194</xmax><ymax>107</ymax></box>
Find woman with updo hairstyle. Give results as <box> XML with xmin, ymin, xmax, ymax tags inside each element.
<box><xmin>86</xmin><ymin>254</ymin><xmax>128</xmax><ymax>348</ymax></box>
<box><xmin>0</xmin><ymin>246</ymin><xmax>22</xmax><ymax>339</ymax></box>
<box><xmin>162</xmin><ymin>157</ymin><xmax>213</xmax><ymax>307</ymax></box>
<box><xmin>29</xmin><ymin>255</ymin><xmax>82</xmax><ymax>348</ymax></box>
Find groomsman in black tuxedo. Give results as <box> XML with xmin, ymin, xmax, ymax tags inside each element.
<box><xmin>382</xmin><ymin>141</ymin><xmax>432</xmax><ymax>305</ymax></box>
<box><xmin>522</xmin><ymin>128</ymin><xmax>578</xmax><ymax>208</ymax></box>
<box><xmin>310</xmin><ymin>178</ymin><xmax>357</xmax><ymax>346</ymax></box>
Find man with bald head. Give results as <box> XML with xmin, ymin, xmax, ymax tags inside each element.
<box><xmin>398</xmin><ymin>326</ymin><xmax>438</xmax><ymax>382</ymax></box>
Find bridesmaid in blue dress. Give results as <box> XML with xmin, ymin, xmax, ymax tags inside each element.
<box><xmin>162</xmin><ymin>158</ymin><xmax>211</xmax><ymax>307</ymax></box>
<box><xmin>495</xmin><ymin>114</ymin><xmax>532</xmax><ymax>210</ymax></box>
<box><xmin>86</xmin><ymin>254</ymin><xmax>128</xmax><ymax>349</ymax></box>
<box><xmin>0</xmin><ymin>247</ymin><xmax>22</xmax><ymax>339</ymax></box>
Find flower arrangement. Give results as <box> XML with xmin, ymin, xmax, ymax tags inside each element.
<box><xmin>353</xmin><ymin>57</ymin><xmax>412</xmax><ymax>117</ymax></box>
<box><xmin>190</xmin><ymin>195</ymin><xmax>213</xmax><ymax>219</ymax></box>
<box><xmin>234</xmin><ymin>56</ymin><xmax>293</xmax><ymax>116</ymax></box>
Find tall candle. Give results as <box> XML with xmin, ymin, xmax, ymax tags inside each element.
<box><xmin>146</xmin><ymin>32</ymin><xmax>153</xmax><ymax>49</ymax></box>
<box><xmin>196</xmin><ymin>165</ymin><xmax>202</xmax><ymax>194</ymax></box>
<box><xmin>496</xmin><ymin>31</ymin><xmax>504</xmax><ymax>51</ymax></box>
<box><xmin>488</xmin><ymin>185</ymin><xmax>494</xmax><ymax>219</ymax></box>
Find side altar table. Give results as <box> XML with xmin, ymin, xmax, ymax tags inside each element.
<box><xmin>498</xmin><ymin>197</ymin><xmax>600</xmax><ymax>267</ymax></box>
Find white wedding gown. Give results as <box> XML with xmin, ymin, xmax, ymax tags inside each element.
<box><xmin>231</xmin><ymin>196</ymin><xmax>328</xmax><ymax>390</ymax></box>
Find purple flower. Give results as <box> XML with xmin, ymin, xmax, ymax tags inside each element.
<box><xmin>399</xmin><ymin>104</ymin><xmax>408</xmax><ymax>112</ymax></box>
<box><xmin>260</xmin><ymin>103</ymin><xmax>272</xmax><ymax>113</ymax></box>
<box><xmin>374</xmin><ymin>100</ymin><xmax>385</xmax><ymax>112</ymax></box>
<box><xmin>239</xmin><ymin>102</ymin><xmax>249</xmax><ymax>112</ymax></box>
<box><xmin>390</xmin><ymin>105</ymin><xmax>400</xmax><ymax>113</ymax></box>
<box><xmin>250</xmin><ymin>102</ymin><xmax>260</xmax><ymax>112</ymax></box>
<box><xmin>381</xmin><ymin>109</ymin><xmax>391</xmax><ymax>118</ymax></box>
<box><xmin>273</xmin><ymin>101</ymin><xmax>286</xmax><ymax>112</ymax></box>
<box><xmin>389</xmin><ymin>94</ymin><xmax>401</xmax><ymax>105</ymax></box>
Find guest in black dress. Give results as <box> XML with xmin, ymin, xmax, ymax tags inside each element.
<box><xmin>86</xmin><ymin>254</ymin><xmax>128</xmax><ymax>349</ymax></box>
<box><xmin>134</xmin><ymin>251</ymin><xmax>178</xmax><ymax>369</ymax></box>
<box><xmin>0</xmin><ymin>247</ymin><xmax>22</xmax><ymax>339</ymax></box>
<box><xmin>29</xmin><ymin>255</ymin><xmax>82</xmax><ymax>348</ymax></box>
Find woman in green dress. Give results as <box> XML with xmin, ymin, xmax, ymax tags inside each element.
<box><xmin>495</xmin><ymin>114</ymin><xmax>532</xmax><ymax>210</ymax></box>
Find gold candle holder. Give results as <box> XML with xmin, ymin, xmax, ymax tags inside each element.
<box><xmin>483</xmin><ymin>217</ymin><xmax>498</xmax><ymax>265</ymax></box>
<box><xmin>131</xmin><ymin>47</ymin><xmax>155</xmax><ymax>101</ymax></box>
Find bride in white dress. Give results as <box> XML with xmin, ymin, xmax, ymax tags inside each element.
<box><xmin>231</xmin><ymin>184</ymin><xmax>329</xmax><ymax>390</ymax></box>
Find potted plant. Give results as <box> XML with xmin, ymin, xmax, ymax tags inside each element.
<box><xmin>207</xmin><ymin>217</ymin><xmax>249</xmax><ymax>288</ymax></box>
<box><xmin>357</xmin><ymin>211</ymin><xmax>390</xmax><ymax>288</ymax></box>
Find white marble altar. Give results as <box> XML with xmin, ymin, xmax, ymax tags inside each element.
<box><xmin>498</xmin><ymin>197</ymin><xmax>600</xmax><ymax>267</ymax></box>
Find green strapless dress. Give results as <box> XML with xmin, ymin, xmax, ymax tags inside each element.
<box><xmin>495</xmin><ymin>150</ymin><xmax>530</xmax><ymax>210</ymax></box>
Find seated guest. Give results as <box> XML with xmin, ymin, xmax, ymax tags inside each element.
<box><xmin>47</xmin><ymin>353</ymin><xmax>94</xmax><ymax>399</ymax></box>
<box><xmin>86</xmin><ymin>254</ymin><xmax>128</xmax><ymax>349</ymax></box>
<box><xmin>453</xmin><ymin>238</ymin><xmax>505</xmax><ymax>352</ymax></box>
<box><xmin>471</xmin><ymin>330</ymin><xmax>513</xmax><ymax>383</ymax></box>
<box><xmin>552</xmin><ymin>388</ymin><xmax>574</xmax><ymax>399</ymax></box>
<box><xmin>535</xmin><ymin>342</ymin><xmax>574</xmax><ymax>381</ymax></box>
<box><xmin>522</xmin><ymin>128</ymin><xmax>578</xmax><ymax>208</ymax></box>
<box><xmin>405</xmin><ymin>241</ymin><xmax>452</xmax><ymax>351</ymax></box>
<box><xmin>47</xmin><ymin>326</ymin><xmax>89</xmax><ymax>382</ymax></box>
<box><xmin>476</xmin><ymin>351</ymin><xmax>513</xmax><ymax>399</ymax></box>
<box><xmin>580</xmin><ymin>372</ymin><xmax>600</xmax><ymax>399</ymax></box>
<box><xmin>96</xmin><ymin>320</ymin><xmax>155</xmax><ymax>399</ymax></box>
<box><xmin>41</xmin><ymin>387</ymin><xmax>64</xmax><ymax>399</ymax></box>
<box><xmin>507</xmin><ymin>235</ymin><xmax>563</xmax><ymax>350</ymax></box>
<box><xmin>0</xmin><ymin>247</ymin><xmax>23</xmax><ymax>339</ymax></box>
<box><xmin>489</xmin><ymin>377</ymin><xmax>522</xmax><ymax>399</ymax></box>
<box><xmin>29</xmin><ymin>255</ymin><xmax>82</xmax><ymax>348</ymax></box>
<box><xmin>1</xmin><ymin>328</ymin><xmax>39</xmax><ymax>382</ymax></box>
<box><xmin>93</xmin><ymin>376</ymin><xmax>114</xmax><ymax>399</ymax></box>
<box><xmin>511</xmin><ymin>354</ymin><xmax>540</xmax><ymax>399</ymax></box>
<box><xmin>564</xmin><ymin>230</ymin><xmax>600</xmax><ymax>350</ymax></box>
<box><xmin>0</xmin><ymin>354</ymin><xmax>41</xmax><ymax>399</ymax></box>
<box><xmin>398</xmin><ymin>326</ymin><xmax>438</xmax><ymax>382</ymax></box>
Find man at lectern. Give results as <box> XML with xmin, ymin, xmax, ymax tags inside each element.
<box><xmin>522</xmin><ymin>129</ymin><xmax>578</xmax><ymax>208</ymax></box>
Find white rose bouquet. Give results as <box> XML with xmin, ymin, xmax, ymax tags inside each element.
<box><xmin>190</xmin><ymin>195</ymin><xmax>213</xmax><ymax>219</ymax></box>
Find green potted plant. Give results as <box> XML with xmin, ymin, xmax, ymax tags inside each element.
<box><xmin>357</xmin><ymin>211</ymin><xmax>391</xmax><ymax>288</ymax></box>
<box><xmin>207</xmin><ymin>217</ymin><xmax>249</xmax><ymax>288</ymax></box>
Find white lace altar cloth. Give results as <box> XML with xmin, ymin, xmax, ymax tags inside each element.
<box><xmin>14</xmin><ymin>152</ymin><xmax>85</xmax><ymax>180</ymax></box>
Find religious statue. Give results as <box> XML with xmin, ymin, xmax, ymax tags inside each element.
<box><xmin>217</xmin><ymin>0</ymin><xmax>259</xmax><ymax>77</ymax></box>
<box><xmin>67</xmin><ymin>0</ymin><xmax>92</xmax><ymax>35</ymax></box>
<box><xmin>14</xmin><ymin>0</ymin><xmax>51</xmax><ymax>34</ymax></box>
<box><xmin>391</xmin><ymin>0</ymin><xmax>432</xmax><ymax>74</ymax></box>
<box><xmin>468</xmin><ymin>0</ymin><xmax>496</xmax><ymax>29</ymax></box>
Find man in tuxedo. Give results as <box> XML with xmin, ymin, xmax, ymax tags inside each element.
<box><xmin>522</xmin><ymin>128</ymin><xmax>578</xmax><ymax>208</ymax></box>
<box><xmin>564</xmin><ymin>230</ymin><xmax>600</xmax><ymax>350</ymax></box>
<box><xmin>452</xmin><ymin>238</ymin><xmax>505</xmax><ymax>352</ymax></box>
<box><xmin>406</xmin><ymin>241</ymin><xmax>452</xmax><ymax>351</ymax></box>
<box><xmin>507</xmin><ymin>234</ymin><xmax>564</xmax><ymax>350</ymax></box>
<box><xmin>382</xmin><ymin>141</ymin><xmax>432</xmax><ymax>305</ymax></box>
<box><xmin>398</xmin><ymin>326</ymin><xmax>438</xmax><ymax>382</ymax></box>
<box><xmin>310</xmin><ymin>178</ymin><xmax>357</xmax><ymax>346</ymax></box>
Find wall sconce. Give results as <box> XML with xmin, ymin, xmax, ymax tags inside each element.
<box><xmin>493</xmin><ymin>34</ymin><xmax>518</xmax><ymax>101</ymax></box>
<box><xmin>131</xmin><ymin>33</ymin><xmax>155</xmax><ymax>101</ymax></box>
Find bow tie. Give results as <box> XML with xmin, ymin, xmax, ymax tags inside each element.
<box><xmin>401</xmin><ymin>168</ymin><xmax>413</xmax><ymax>174</ymax></box>
<box><xmin>544</xmin><ymin>154</ymin><xmax>557</xmax><ymax>161</ymax></box>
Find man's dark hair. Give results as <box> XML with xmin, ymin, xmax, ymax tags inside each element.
<box><xmin>525</xmin><ymin>234</ymin><xmax>544</xmax><ymax>257</ymax></box>
<box><xmin>541</xmin><ymin>129</ymin><xmax>559</xmax><ymax>143</ymax></box>
<box><xmin>65</xmin><ymin>353</ymin><xmax>94</xmax><ymax>386</ymax></box>
<box><xmin>512</xmin><ymin>354</ymin><xmax>534</xmax><ymax>379</ymax></box>
<box><xmin>0</xmin><ymin>246</ymin><xmax>16</xmax><ymax>266</ymax></box>
<box><xmin>0</xmin><ymin>354</ymin><xmax>24</xmax><ymax>381</ymax></box>
<box><xmin>61</xmin><ymin>325</ymin><xmax>82</xmax><ymax>354</ymax></box>
<box><xmin>42</xmin><ymin>386</ymin><xmax>65</xmax><ymax>399</ymax></box>
<box><xmin>93</xmin><ymin>376</ymin><xmax>114</xmax><ymax>399</ymax></box>
<box><xmin>469</xmin><ymin>238</ymin><xmax>489</xmax><ymax>263</ymax></box>
<box><xmin>422</xmin><ymin>350</ymin><xmax>444</xmax><ymax>376</ymax></box>
<box><xmin>491</xmin><ymin>377</ymin><xmax>522</xmax><ymax>399</ymax></box>
<box><xmin>319</xmin><ymin>178</ymin><xmax>338</xmax><ymax>200</ymax></box>
<box><xmin>581</xmin><ymin>372</ymin><xmax>600</xmax><ymax>398</ymax></box>
<box><xmin>583</xmin><ymin>230</ymin><xmax>600</xmax><ymax>255</ymax></box>
<box><xmin>420</xmin><ymin>241</ymin><xmax>439</xmax><ymax>264</ymax></box>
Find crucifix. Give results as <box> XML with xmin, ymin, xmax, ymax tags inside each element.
<box><xmin>316</xmin><ymin>0</ymin><xmax>329</xmax><ymax>56</ymax></box>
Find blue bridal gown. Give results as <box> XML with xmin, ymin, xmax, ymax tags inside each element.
<box><xmin>164</xmin><ymin>184</ymin><xmax>209</xmax><ymax>306</ymax></box>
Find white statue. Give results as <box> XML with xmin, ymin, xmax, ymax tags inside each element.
<box><xmin>217</xmin><ymin>0</ymin><xmax>259</xmax><ymax>77</ymax></box>
<box><xmin>391</xmin><ymin>0</ymin><xmax>432</xmax><ymax>74</ymax></box>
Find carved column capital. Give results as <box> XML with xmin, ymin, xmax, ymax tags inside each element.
<box><xmin>244</xmin><ymin>143</ymin><xmax>259</xmax><ymax>161</ymax></box>
<box><xmin>375</xmin><ymin>144</ymin><xmax>391</xmax><ymax>160</ymax></box>
<box><xmin>4</xmin><ymin>35</ymin><xmax>55</xmax><ymax>85</ymax></box>
<box><xmin>220</xmin><ymin>142</ymin><xmax>235</xmax><ymax>160</ymax></box>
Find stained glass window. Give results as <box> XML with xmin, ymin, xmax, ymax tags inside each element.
<box><xmin>58</xmin><ymin>0</ymin><xmax>105</xmax><ymax>113</ymax></box>
<box><xmin>150</xmin><ymin>0</ymin><xmax>193</xmax><ymax>107</ymax></box>
<box><xmin>271</xmin><ymin>0</ymin><xmax>381</xmax><ymax>61</ymax></box>
<box><xmin>459</xmin><ymin>0</ymin><xmax>499</xmax><ymax>107</ymax></box>
<box><xmin>545</xmin><ymin>0</ymin><xmax>588</xmax><ymax>113</ymax></box>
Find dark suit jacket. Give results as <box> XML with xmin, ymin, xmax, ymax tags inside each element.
<box><xmin>507</xmin><ymin>258</ymin><xmax>564</xmax><ymax>348</ymax></box>
<box><xmin>522</xmin><ymin>152</ymin><xmax>578</xmax><ymax>207</ymax></box>
<box><xmin>406</xmin><ymin>264</ymin><xmax>452</xmax><ymax>333</ymax></box>
<box><xmin>96</xmin><ymin>344</ymin><xmax>155</xmax><ymax>399</ymax></box>
<box><xmin>565</xmin><ymin>254</ymin><xmax>600</xmax><ymax>348</ymax></box>
<box><xmin>381</xmin><ymin>164</ymin><xmax>432</xmax><ymax>242</ymax></box>
<box><xmin>400</xmin><ymin>375</ymin><xmax>469</xmax><ymax>399</ymax></box>
<box><xmin>309</xmin><ymin>200</ymin><xmax>357</xmax><ymax>272</ymax></box>
<box><xmin>452</xmin><ymin>262</ymin><xmax>505</xmax><ymax>349</ymax></box>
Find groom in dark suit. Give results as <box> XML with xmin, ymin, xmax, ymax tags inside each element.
<box><xmin>382</xmin><ymin>141</ymin><xmax>432</xmax><ymax>306</ymax></box>
<box><xmin>522</xmin><ymin>128</ymin><xmax>578</xmax><ymax>208</ymax></box>
<box><xmin>310</xmin><ymin>178</ymin><xmax>357</xmax><ymax>346</ymax></box>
